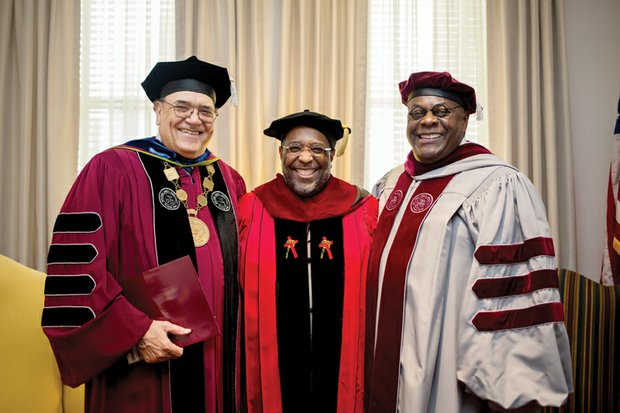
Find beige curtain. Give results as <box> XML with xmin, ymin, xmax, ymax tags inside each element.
<box><xmin>176</xmin><ymin>0</ymin><xmax>368</xmax><ymax>190</ymax></box>
<box><xmin>486</xmin><ymin>0</ymin><xmax>577</xmax><ymax>270</ymax></box>
<box><xmin>78</xmin><ymin>0</ymin><xmax>176</xmax><ymax>169</ymax></box>
<box><xmin>0</xmin><ymin>0</ymin><xmax>80</xmax><ymax>270</ymax></box>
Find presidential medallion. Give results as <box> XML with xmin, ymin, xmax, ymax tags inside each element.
<box><xmin>188</xmin><ymin>216</ymin><xmax>210</xmax><ymax>247</ymax></box>
<box><xmin>161</xmin><ymin>160</ymin><xmax>216</xmax><ymax>248</ymax></box>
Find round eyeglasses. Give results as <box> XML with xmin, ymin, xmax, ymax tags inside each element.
<box><xmin>160</xmin><ymin>100</ymin><xmax>218</xmax><ymax>123</ymax></box>
<box><xmin>408</xmin><ymin>104</ymin><xmax>461</xmax><ymax>120</ymax></box>
<box><xmin>281</xmin><ymin>143</ymin><xmax>333</xmax><ymax>156</ymax></box>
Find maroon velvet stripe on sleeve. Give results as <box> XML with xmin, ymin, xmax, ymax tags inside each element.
<box><xmin>472</xmin><ymin>269</ymin><xmax>560</xmax><ymax>299</ymax></box>
<box><xmin>472</xmin><ymin>302</ymin><xmax>565</xmax><ymax>332</ymax></box>
<box><xmin>474</xmin><ymin>236</ymin><xmax>555</xmax><ymax>265</ymax></box>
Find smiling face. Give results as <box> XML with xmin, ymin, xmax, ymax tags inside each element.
<box><xmin>279</xmin><ymin>126</ymin><xmax>334</xmax><ymax>198</ymax></box>
<box><xmin>406</xmin><ymin>95</ymin><xmax>469</xmax><ymax>164</ymax></box>
<box><xmin>154</xmin><ymin>90</ymin><xmax>216</xmax><ymax>159</ymax></box>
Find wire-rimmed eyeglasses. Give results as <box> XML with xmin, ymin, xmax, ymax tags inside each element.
<box><xmin>160</xmin><ymin>100</ymin><xmax>218</xmax><ymax>123</ymax></box>
<box><xmin>281</xmin><ymin>143</ymin><xmax>333</xmax><ymax>156</ymax></box>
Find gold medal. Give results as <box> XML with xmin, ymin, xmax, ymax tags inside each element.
<box><xmin>188</xmin><ymin>216</ymin><xmax>210</xmax><ymax>247</ymax></box>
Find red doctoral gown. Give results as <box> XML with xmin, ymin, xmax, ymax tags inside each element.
<box><xmin>238</xmin><ymin>174</ymin><xmax>378</xmax><ymax>413</ymax></box>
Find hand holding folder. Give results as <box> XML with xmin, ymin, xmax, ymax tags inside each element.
<box><xmin>122</xmin><ymin>255</ymin><xmax>220</xmax><ymax>347</ymax></box>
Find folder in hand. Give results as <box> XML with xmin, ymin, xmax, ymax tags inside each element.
<box><xmin>122</xmin><ymin>255</ymin><xmax>220</xmax><ymax>347</ymax></box>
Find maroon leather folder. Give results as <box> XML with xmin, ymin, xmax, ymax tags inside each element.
<box><xmin>122</xmin><ymin>255</ymin><xmax>220</xmax><ymax>347</ymax></box>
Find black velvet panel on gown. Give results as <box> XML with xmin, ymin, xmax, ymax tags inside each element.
<box><xmin>275</xmin><ymin>217</ymin><xmax>345</xmax><ymax>412</ymax></box>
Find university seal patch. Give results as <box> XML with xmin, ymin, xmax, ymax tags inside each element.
<box><xmin>158</xmin><ymin>187</ymin><xmax>180</xmax><ymax>210</ymax></box>
<box><xmin>410</xmin><ymin>193</ymin><xmax>433</xmax><ymax>213</ymax></box>
<box><xmin>211</xmin><ymin>191</ymin><xmax>231</xmax><ymax>212</ymax></box>
<box><xmin>385</xmin><ymin>189</ymin><xmax>404</xmax><ymax>211</ymax></box>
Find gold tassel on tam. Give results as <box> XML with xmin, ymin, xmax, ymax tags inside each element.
<box><xmin>335</xmin><ymin>125</ymin><xmax>351</xmax><ymax>157</ymax></box>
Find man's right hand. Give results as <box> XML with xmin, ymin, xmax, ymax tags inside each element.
<box><xmin>136</xmin><ymin>320</ymin><xmax>192</xmax><ymax>363</ymax></box>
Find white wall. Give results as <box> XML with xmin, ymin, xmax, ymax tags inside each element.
<box><xmin>565</xmin><ymin>0</ymin><xmax>620</xmax><ymax>280</ymax></box>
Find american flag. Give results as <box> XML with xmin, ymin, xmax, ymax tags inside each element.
<box><xmin>601</xmin><ymin>95</ymin><xmax>620</xmax><ymax>286</ymax></box>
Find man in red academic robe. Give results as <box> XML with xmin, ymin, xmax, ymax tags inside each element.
<box><xmin>42</xmin><ymin>56</ymin><xmax>246</xmax><ymax>413</ymax></box>
<box><xmin>238</xmin><ymin>110</ymin><xmax>377</xmax><ymax>413</ymax></box>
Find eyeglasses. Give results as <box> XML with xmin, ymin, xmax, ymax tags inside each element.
<box><xmin>281</xmin><ymin>143</ymin><xmax>333</xmax><ymax>156</ymax></box>
<box><xmin>408</xmin><ymin>104</ymin><xmax>461</xmax><ymax>121</ymax></box>
<box><xmin>160</xmin><ymin>100</ymin><xmax>218</xmax><ymax>123</ymax></box>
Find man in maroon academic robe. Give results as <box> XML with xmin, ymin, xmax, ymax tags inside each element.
<box><xmin>42</xmin><ymin>56</ymin><xmax>245</xmax><ymax>413</ymax></box>
<box><xmin>238</xmin><ymin>110</ymin><xmax>378</xmax><ymax>412</ymax></box>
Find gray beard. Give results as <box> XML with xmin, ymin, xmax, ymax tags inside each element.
<box><xmin>283</xmin><ymin>170</ymin><xmax>331</xmax><ymax>198</ymax></box>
